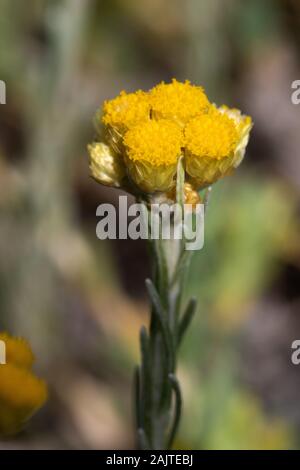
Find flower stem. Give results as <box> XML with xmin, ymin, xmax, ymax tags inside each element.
<box><xmin>135</xmin><ymin>233</ymin><xmax>196</xmax><ymax>449</ymax></box>
<box><xmin>134</xmin><ymin>159</ymin><xmax>198</xmax><ymax>450</ymax></box>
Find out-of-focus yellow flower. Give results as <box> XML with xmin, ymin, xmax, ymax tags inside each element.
<box><xmin>123</xmin><ymin>119</ymin><xmax>183</xmax><ymax>192</ymax></box>
<box><xmin>0</xmin><ymin>333</ymin><xmax>34</xmax><ymax>369</ymax></box>
<box><xmin>88</xmin><ymin>80</ymin><xmax>252</xmax><ymax>194</ymax></box>
<box><xmin>149</xmin><ymin>79</ymin><xmax>210</xmax><ymax>127</ymax></box>
<box><xmin>0</xmin><ymin>332</ymin><xmax>47</xmax><ymax>436</ymax></box>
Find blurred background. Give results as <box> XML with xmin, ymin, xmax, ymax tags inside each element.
<box><xmin>0</xmin><ymin>0</ymin><xmax>300</xmax><ymax>450</ymax></box>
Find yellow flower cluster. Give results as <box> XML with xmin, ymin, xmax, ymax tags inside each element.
<box><xmin>0</xmin><ymin>332</ymin><xmax>47</xmax><ymax>436</ymax></box>
<box><xmin>88</xmin><ymin>79</ymin><xmax>252</xmax><ymax>193</ymax></box>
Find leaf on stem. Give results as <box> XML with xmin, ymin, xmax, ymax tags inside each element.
<box><xmin>167</xmin><ymin>373</ymin><xmax>182</xmax><ymax>449</ymax></box>
<box><xmin>139</xmin><ymin>326</ymin><xmax>151</xmax><ymax>422</ymax></box>
<box><xmin>133</xmin><ymin>366</ymin><xmax>142</xmax><ymax>430</ymax></box>
<box><xmin>137</xmin><ymin>427</ymin><xmax>150</xmax><ymax>450</ymax></box>
<box><xmin>145</xmin><ymin>278</ymin><xmax>175</xmax><ymax>372</ymax></box>
<box><xmin>178</xmin><ymin>297</ymin><xmax>197</xmax><ymax>346</ymax></box>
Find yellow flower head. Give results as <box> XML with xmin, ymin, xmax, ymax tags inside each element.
<box><xmin>185</xmin><ymin>111</ymin><xmax>238</xmax><ymax>159</ymax></box>
<box><xmin>150</xmin><ymin>79</ymin><xmax>210</xmax><ymax>126</ymax></box>
<box><xmin>100</xmin><ymin>90</ymin><xmax>151</xmax><ymax>153</ymax></box>
<box><xmin>185</xmin><ymin>108</ymin><xmax>243</xmax><ymax>187</ymax></box>
<box><xmin>102</xmin><ymin>90</ymin><xmax>150</xmax><ymax>129</ymax></box>
<box><xmin>124</xmin><ymin>119</ymin><xmax>183</xmax><ymax>166</ymax></box>
<box><xmin>0</xmin><ymin>332</ymin><xmax>47</xmax><ymax>436</ymax></box>
<box><xmin>123</xmin><ymin>119</ymin><xmax>183</xmax><ymax>192</ymax></box>
<box><xmin>0</xmin><ymin>364</ymin><xmax>47</xmax><ymax>435</ymax></box>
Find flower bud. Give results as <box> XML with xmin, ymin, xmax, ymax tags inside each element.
<box><xmin>88</xmin><ymin>142</ymin><xmax>126</xmax><ymax>188</ymax></box>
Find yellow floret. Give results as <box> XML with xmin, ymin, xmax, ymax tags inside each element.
<box><xmin>124</xmin><ymin>119</ymin><xmax>183</xmax><ymax>166</ymax></box>
<box><xmin>0</xmin><ymin>332</ymin><xmax>34</xmax><ymax>369</ymax></box>
<box><xmin>185</xmin><ymin>111</ymin><xmax>238</xmax><ymax>159</ymax></box>
<box><xmin>150</xmin><ymin>79</ymin><xmax>210</xmax><ymax>126</ymax></box>
<box><xmin>102</xmin><ymin>90</ymin><xmax>150</xmax><ymax>129</ymax></box>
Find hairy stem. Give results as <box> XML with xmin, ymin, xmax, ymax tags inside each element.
<box><xmin>135</xmin><ymin>160</ymin><xmax>199</xmax><ymax>449</ymax></box>
<box><xmin>136</xmin><ymin>234</ymin><xmax>193</xmax><ymax>449</ymax></box>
